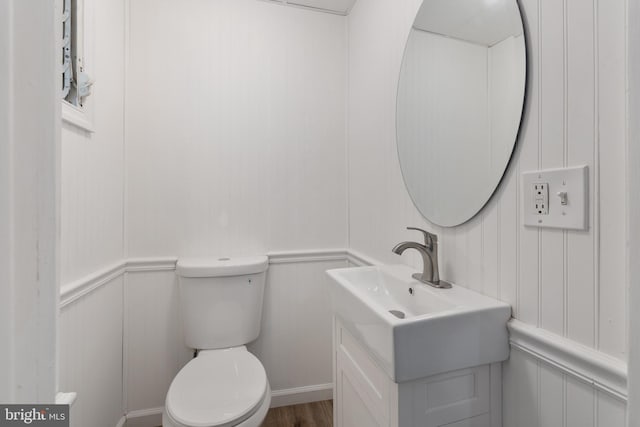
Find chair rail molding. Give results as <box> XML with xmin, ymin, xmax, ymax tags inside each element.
<box><xmin>509</xmin><ymin>319</ymin><xmax>628</xmax><ymax>400</ymax></box>
<box><xmin>60</xmin><ymin>262</ymin><xmax>127</xmax><ymax>308</ymax></box>
<box><xmin>59</xmin><ymin>249</ymin><xmax>357</xmax><ymax>307</ymax></box>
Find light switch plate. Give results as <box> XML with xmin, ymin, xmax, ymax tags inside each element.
<box><xmin>522</xmin><ymin>165</ymin><xmax>588</xmax><ymax>230</ymax></box>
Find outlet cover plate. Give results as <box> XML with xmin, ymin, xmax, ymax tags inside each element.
<box><xmin>522</xmin><ymin>165</ymin><xmax>588</xmax><ymax>230</ymax></box>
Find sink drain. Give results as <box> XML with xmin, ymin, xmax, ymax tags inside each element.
<box><xmin>389</xmin><ymin>309</ymin><xmax>406</xmax><ymax>319</ymax></box>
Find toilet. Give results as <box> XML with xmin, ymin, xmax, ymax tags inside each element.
<box><xmin>163</xmin><ymin>256</ymin><xmax>271</xmax><ymax>427</ymax></box>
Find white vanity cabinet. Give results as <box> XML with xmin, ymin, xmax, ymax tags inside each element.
<box><xmin>334</xmin><ymin>318</ymin><xmax>502</xmax><ymax>427</ymax></box>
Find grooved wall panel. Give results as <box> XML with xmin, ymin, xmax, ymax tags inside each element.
<box><xmin>249</xmin><ymin>260</ymin><xmax>342</xmax><ymax>392</ymax></box>
<box><xmin>503</xmin><ymin>349</ymin><xmax>626</xmax><ymax>427</ymax></box>
<box><xmin>59</xmin><ymin>277</ymin><xmax>124</xmax><ymax>427</ymax></box>
<box><xmin>347</xmin><ymin>0</ymin><xmax>627</xmax><ymax>424</ymax></box>
<box><xmin>60</xmin><ymin>0</ymin><xmax>126</xmax><ymax>284</ymax></box>
<box><xmin>124</xmin><ymin>270</ymin><xmax>191</xmax><ymax>412</ymax></box>
<box><xmin>125</xmin><ymin>0</ymin><xmax>347</xmax><ymax>258</ymax></box>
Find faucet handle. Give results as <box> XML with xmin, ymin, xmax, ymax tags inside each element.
<box><xmin>406</xmin><ymin>227</ymin><xmax>437</xmax><ymax>248</ymax></box>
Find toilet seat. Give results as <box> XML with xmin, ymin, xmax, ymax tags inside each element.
<box><xmin>165</xmin><ymin>347</ymin><xmax>269</xmax><ymax>427</ymax></box>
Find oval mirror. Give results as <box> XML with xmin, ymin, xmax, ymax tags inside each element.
<box><xmin>396</xmin><ymin>0</ymin><xmax>526</xmax><ymax>227</ymax></box>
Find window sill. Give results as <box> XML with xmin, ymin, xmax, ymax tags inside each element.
<box><xmin>62</xmin><ymin>101</ymin><xmax>94</xmax><ymax>133</ymax></box>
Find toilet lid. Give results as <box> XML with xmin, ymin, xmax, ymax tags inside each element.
<box><xmin>166</xmin><ymin>348</ymin><xmax>268</xmax><ymax>427</ymax></box>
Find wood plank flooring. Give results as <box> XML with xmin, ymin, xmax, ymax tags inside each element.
<box><xmin>261</xmin><ymin>400</ymin><xmax>333</xmax><ymax>427</ymax></box>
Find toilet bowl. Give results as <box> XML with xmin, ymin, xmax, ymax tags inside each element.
<box><xmin>163</xmin><ymin>256</ymin><xmax>271</xmax><ymax>427</ymax></box>
<box><xmin>163</xmin><ymin>347</ymin><xmax>271</xmax><ymax>427</ymax></box>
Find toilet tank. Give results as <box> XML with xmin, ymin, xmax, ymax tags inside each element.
<box><xmin>176</xmin><ymin>256</ymin><xmax>269</xmax><ymax>350</ymax></box>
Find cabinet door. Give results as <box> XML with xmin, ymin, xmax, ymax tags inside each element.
<box><xmin>335</xmin><ymin>320</ymin><xmax>394</xmax><ymax>427</ymax></box>
<box><xmin>338</xmin><ymin>369</ymin><xmax>385</xmax><ymax>427</ymax></box>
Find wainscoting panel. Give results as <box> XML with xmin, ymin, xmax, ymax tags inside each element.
<box><xmin>249</xmin><ymin>259</ymin><xmax>346</xmax><ymax>398</ymax></box>
<box><xmin>59</xmin><ymin>275</ymin><xmax>124</xmax><ymax>427</ymax></box>
<box><xmin>124</xmin><ymin>269</ymin><xmax>191</xmax><ymax>413</ymax></box>
<box><xmin>503</xmin><ymin>348</ymin><xmax>627</xmax><ymax>427</ymax></box>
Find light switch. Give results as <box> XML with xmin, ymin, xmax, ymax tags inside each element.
<box><xmin>557</xmin><ymin>191</ymin><xmax>568</xmax><ymax>205</ymax></box>
<box><xmin>522</xmin><ymin>166</ymin><xmax>588</xmax><ymax>230</ymax></box>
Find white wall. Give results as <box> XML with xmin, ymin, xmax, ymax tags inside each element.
<box><xmin>124</xmin><ymin>269</ymin><xmax>190</xmax><ymax>414</ymax></box>
<box><xmin>0</xmin><ymin>1</ymin><xmax>11</xmax><ymax>402</ymax></box>
<box><xmin>627</xmin><ymin>1</ymin><xmax>640</xmax><ymax>424</ymax></box>
<box><xmin>61</xmin><ymin>0</ymin><xmax>126</xmax><ymax>284</ymax></box>
<box><xmin>59</xmin><ymin>277</ymin><xmax>124</xmax><ymax>427</ymax></box>
<box><xmin>347</xmin><ymin>0</ymin><xmax>627</xmax><ymax>424</ymax></box>
<box><xmin>59</xmin><ymin>0</ymin><xmax>126</xmax><ymax>424</ymax></box>
<box><xmin>0</xmin><ymin>0</ymin><xmax>59</xmax><ymax>403</ymax></box>
<box><xmin>248</xmin><ymin>259</ymin><xmax>339</xmax><ymax>395</ymax></box>
<box><xmin>125</xmin><ymin>0</ymin><xmax>347</xmax><ymax>258</ymax></box>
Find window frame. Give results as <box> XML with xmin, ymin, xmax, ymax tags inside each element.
<box><xmin>61</xmin><ymin>0</ymin><xmax>95</xmax><ymax>133</ymax></box>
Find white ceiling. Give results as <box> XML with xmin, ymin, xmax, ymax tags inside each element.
<box><xmin>413</xmin><ymin>0</ymin><xmax>523</xmax><ymax>47</ymax></box>
<box><xmin>260</xmin><ymin>0</ymin><xmax>522</xmax><ymax>41</ymax></box>
<box><xmin>263</xmin><ymin>0</ymin><xmax>357</xmax><ymax>15</ymax></box>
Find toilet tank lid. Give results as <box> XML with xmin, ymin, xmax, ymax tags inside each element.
<box><xmin>177</xmin><ymin>256</ymin><xmax>269</xmax><ymax>278</ymax></box>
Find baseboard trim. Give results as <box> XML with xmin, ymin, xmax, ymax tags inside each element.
<box><xmin>270</xmin><ymin>383</ymin><xmax>334</xmax><ymax>408</ymax></box>
<box><xmin>508</xmin><ymin>319</ymin><xmax>628</xmax><ymax>400</ymax></box>
<box><xmin>124</xmin><ymin>407</ymin><xmax>163</xmax><ymax>427</ymax></box>
<box><xmin>120</xmin><ymin>385</ymin><xmax>333</xmax><ymax>427</ymax></box>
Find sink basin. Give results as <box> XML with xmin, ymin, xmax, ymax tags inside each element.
<box><xmin>327</xmin><ymin>264</ymin><xmax>511</xmax><ymax>382</ymax></box>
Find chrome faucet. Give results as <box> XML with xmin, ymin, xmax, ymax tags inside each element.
<box><xmin>392</xmin><ymin>227</ymin><xmax>452</xmax><ymax>289</ymax></box>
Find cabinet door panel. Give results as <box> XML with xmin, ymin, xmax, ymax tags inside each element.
<box><xmin>335</xmin><ymin>321</ymin><xmax>393</xmax><ymax>426</ymax></box>
<box><xmin>340</xmin><ymin>370</ymin><xmax>385</xmax><ymax>427</ymax></box>
<box><xmin>410</xmin><ymin>365</ymin><xmax>490</xmax><ymax>426</ymax></box>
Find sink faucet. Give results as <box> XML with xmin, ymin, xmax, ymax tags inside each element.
<box><xmin>392</xmin><ymin>227</ymin><xmax>452</xmax><ymax>289</ymax></box>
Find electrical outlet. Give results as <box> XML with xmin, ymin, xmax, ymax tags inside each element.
<box><xmin>533</xmin><ymin>183</ymin><xmax>549</xmax><ymax>215</ymax></box>
<box><xmin>522</xmin><ymin>166</ymin><xmax>588</xmax><ymax>230</ymax></box>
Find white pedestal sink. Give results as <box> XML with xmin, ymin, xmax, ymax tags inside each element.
<box><xmin>327</xmin><ymin>264</ymin><xmax>512</xmax><ymax>427</ymax></box>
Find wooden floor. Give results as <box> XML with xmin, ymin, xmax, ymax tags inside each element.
<box><xmin>261</xmin><ymin>400</ymin><xmax>333</xmax><ymax>427</ymax></box>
